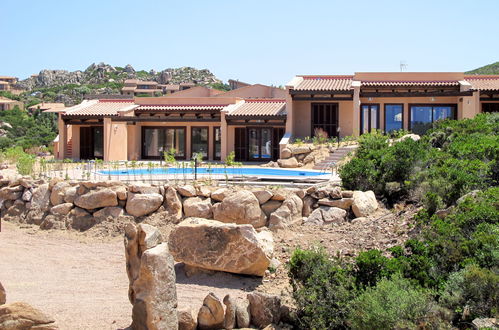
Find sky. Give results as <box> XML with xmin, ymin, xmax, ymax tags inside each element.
<box><xmin>1</xmin><ymin>0</ymin><xmax>498</xmax><ymax>86</ymax></box>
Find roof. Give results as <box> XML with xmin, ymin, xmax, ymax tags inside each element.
<box><xmin>0</xmin><ymin>81</ymin><xmax>9</xmax><ymax>85</ymax></box>
<box><xmin>63</xmin><ymin>100</ymin><xmax>138</xmax><ymax>117</ymax></box>
<box><xmin>0</xmin><ymin>97</ymin><xmax>18</xmax><ymax>104</ymax></box>
<box><xmin>227</xmin><ymin>100</ymin><xmax>286</xmax><ymax>117</ymax></box>
<box><xmin>136</xmin><ymin>104</ymin><xmax>227</xmax><ymax>113</ymax></box>
<box><xmin>121</xmin><ymin>86</ymin><xmax>136</xmax><ymax>91</ymax></box>
<box><xmin>293</xmin><ymin>76</ymin><xmax>353</xmax><ymax>91</ymax></box>
<box><xmin>361</xmin><ymin>80</ymin><xmax>460</xmax><ymax>87</ymax></box>
<box><xmin>28</xmin><ymin>103</ymin><xmax>66</xmax><ymax>112</ymax></box>
<box><xmin>465</xmin><ymin>75</ymin><xmax>499</xmax><ymax>91</ymax></box>
<box><xmin>162</xmin><ymin>84</ymin><xmax>181</xmax><ymax>90</ymax></box>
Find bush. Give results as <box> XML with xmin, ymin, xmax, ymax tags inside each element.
<box><xmin>289</xmin><ymin>247</ymin><xmax>357</xmax><ymax>329</ymax></box>
<box><xmin>348</xmin><ymin>274</ymin><xmax>434</xmax><ymax>329</ymax></box>
<box><xmin>16</xmin><ymin>152</ymin><xmax>36</xmax><ymax>176</ymax></box>
<box><xmin>440</xmin><ymin>264</ymin><xmax>499</xmax><ymax>320</ymax></box>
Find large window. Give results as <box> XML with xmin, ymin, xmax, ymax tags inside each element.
<box><xmin>311</xmin><ymin>103</ymin><xmax>338</xmax><ymax>138</ymax></box>
<box><xmin>142</xmin><ymin>127</ymin><xmax>185</xmax><ymax>159</ymax></box>
<box><xmin>482</xmin><ymin>103</ymin><xmax>499</xmax><ymax>113</ymax></box>
<box><xmin>410</xmin><ymin>105</ymin><xmax>456</xmax><ymax>134</ymax></box>
<box><xmin>384</xmin><ymin>104</ymin><xmax>403</xmax><ymax>133</ymax></box>
<box><xmin>360</xmin><ymin>104</ymin><xmax>379</xmax><ymax>134</ymax></box>
<box><xmin>191</xmin><ymin>127</ymin><xmax>209</xmax><ymax>160</ymax></box>
<box><xmin>213</xmin><ymin>127</ymin><xmax>221</xmax><ymax>160</ymax></box>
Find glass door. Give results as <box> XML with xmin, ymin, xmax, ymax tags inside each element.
<box><xmin>142</xmin><ymin>127</ymin><xmax>185</xmax><ymax>159</ymax></box>
<box><xmin>248</xmin><ymin>128</ymin><xmax>259</xmax><ymax>161</ymax></box>
<box><xmin>213</xmin><ymin>127</ymin><xmax>221</xmax><ymax>160</ymax></box>
<box><xmin>191</xmin><ymin>127</ymin><xmax>208</xmax><ymax>160</ymax></box>
<box><xmin>360</xmin><ymin>104</ymin><xmax>379</xmax><ymax>134</ymax></box>
<box><xmin>260</xmin><ymin>128</ymin><xmax>272</xmax><ymax>160</ymax></box>
<box><xmin>248</xmin><ymin>127</ymin><xmax>273</xmax><ymax>161</ymax></box>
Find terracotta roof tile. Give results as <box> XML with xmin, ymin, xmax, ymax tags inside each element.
<box><xmin>136</xmin><ymin>104</ymin><xmax>226</xmax><ymax>112</ymax></box>
<box><xmin>361</xmin><ymin>80</ymin><xmax>460</xmax><ymax>87</ymax></box>
<box><xmin>465</xmin><ymin>76</ymin><xmax>499</xmax><ymax>91</ymax></box>
<box><xmin>228</xmin><ymin>100</ymin><xmax>286</xmax><ymax>117</ymax></box>
<box><xmin>63</xmin><ymin>100</ymin><xmax>137</xmax><ymax>117</ymax></box>
<box><xmin>294</xmin><ymin>76</ymin><xmax>353</xmax><ymax>91</ymax></box>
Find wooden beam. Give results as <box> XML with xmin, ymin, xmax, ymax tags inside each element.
<box><xmin>226</xmin><ymin>120</ymin><xmax>286</xmax><ymax>127</ymax></box>
<box><xmin>111</xmin><ymin>117</ymin><xmax>220</xmax><ymax>122</ymax></box>
<box><xmin>480</xmin><ymin>98</ymin><xmax>499</xmax><ymax>101</ymax></box>
<box><xmin>292</xmin><ymin>96</ymin><xmax>353</xmax><ymax>101</ymax></box>
<box><xmin>360</xmin><ymin>91</ymin><xmax>473</xmax><ymax>97</ymax></box>
<box><xmin>225</xmin><ymin>115</ymin><xmax>287</xmax><ymax>120</ymax></box>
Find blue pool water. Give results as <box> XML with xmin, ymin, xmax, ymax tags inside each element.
<box><xmin>99</xmin><ymin>167</ymin><xmax>327</xmax><ymax>177</ymax></box>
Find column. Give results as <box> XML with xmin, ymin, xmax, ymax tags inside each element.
<box><xmin>220</xmin><ymin>111</ymin><xmax>228</xmax><ymax>161</ymax></box>
<box><xmin>352</xmin><ymin>81</ymin><xmax>361</xmax><ymax>136</ymax></box>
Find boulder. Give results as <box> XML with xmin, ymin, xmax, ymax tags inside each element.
<box><xmin>198</xmin><ymin>293</ymin><xmax>224</xmax><ymax>330</ymax></box>
<box><xmin>169</xmin><ymin>218</ymin><xmax>273</xmax><ymax>276</ymax></box>
<box><xmin>352</xmin><ymin>190</ymin><xmax>378</xmax><ymax>217</ymax></box>
<box><xmin>183</xmin><ymin>197</ymin><xmax>213</xmax><ymax>219</ymax></box>
<box><xmin>30</xmin><ymin>183</ymin><xmax>50</xmax><ymax>210</ymax></box>
<box><xmin>126</xmin><ymin>193</ymin><xmax>163</xmax><ymax>217</ymax></box>
<box><xmin>178</xmin><ymin>307</ymin><xmax>197</xmax><ymax>330</ymax></box>
<box><xmin>395</xmin><ymin>133</ymin><xmax>420</xmax><ymax>143</ymax></box>
<box><xmin>261</xmin><ymin>200</ymin><xmax>282</xmax><ymax>218</ymax></box>
<box><xmin>0</xmin><ymin>302</ymin><xmax>57</xmax><ymax>329</ymax></box>
<box><xmin>472</xmin><ymin>318</ymin><xmax>498</xmax><ymax>329</ymax></box>
<box><xmin>131</xmin><ymin>243</ymin><xmax>178</xmax><ymax>330</ymax></box>
<box><xmin>124</xmin><ymin>223</ymin><xmax>177</xmax><ymax>330</ymax></box>
<box><xmin>304</xmin><ymin>206</ymin><xmax>347</xmax><ymax>225</ymax></box>
<box><xmin>164</xmin><ymin>186</ymin><xmax>183</xmax><ymax>222</ymax></box>
<box><xmin>210</xmin><ymin>188</ymin><xmax>230</xmax><ymax>202</ymax></box>
<box><xmin>290</xmin><ymin>146</ymin><xmax>310</xmax><ymax>155</ymax></box>
<box><xmin>111</xmin><ymin>185</ymin><xmax>128</xmax><ymax>201</ymax></box>
<box><xmin>177</xmin><ymin>185</ymin><xmax>196</xmax><ymax>197</ymax></box>
<box><xmin>74</xmin><ymin>188</ymin><xmax>118</xmax><ymax>210</ymax></box>
<box><xmin>40</xmin><ymin>215</ymin><xmax>66</xmax><ymax>230</ymax></box>
<box><xmin>280</xmin><ymin>148</ymin><xmax>292</xmax><ymax>159</ymax></box>
<box><xmin>129</xmin><ymin>183</ymin><xmax>160</xmax><ymax>195</ymax></box>
<box><xmin>247</xmin><ymin>292</ymin><xmax>281</xmax><ymax>328</ymax></box>
<box><xmin>341</xmin><ymin>190</ymin><xmax>354</xmax><ymax>198</ymax></box>
<box><xmin>277</xmin><ymin>157</ymin><xmax>298</xmax><ymax>168</ymax></box>
<box><xmin>50</xmin><ymin>181</ymin><xmax>70</xmax><ymax>206</ymax></box>
<box><xmin>63</xmin><ymin>186</ymin><xmax>77</xmax><ymax>203</ymax></box>
<box><xmin>0</xmin><ymin>281</ymin><xmax>5</xmax><ymax>304</ymax></box>
<box><xmin>213</xmin><ymin>190</ymin><xmax>266</xmax><ymax>228</ymax></box>
<box><xmin>93</xmin><ymin>206</ymin><xmax>124</xmax><ymax>219</ymax></box>
<box><xmin>0</xmin><ymin>185</ymin><xmax>23</xmax><ymax>200</ymax></box>
<box><xmin>252</xmin><ymin>190</ymin><xmax>273</xmax><ymax>204</ymax></box>
<box><xmin>223</xmin><ymin>295</ymin><xmax>236</xmax><ymax>330</ymax></box>
<box><xmin>235</xmin><ymin>298</ymin><xmax>251</xmax><ymax>328</ymax></box>
<box><xmin>21</xmin><ymin>189</ymin><xmax>32</xmax><ymax>202</ymax></box>
<box><xmin>50</xmin><ymin>203</ymin><xmax>73</xmax><ymax>216</ymax></box>
<box><xmin>318</xmin><ymin>198</ymin><xmax>353</xmax><ymax>210</ymax></box>
<box><xmin>302</xmin><ymin>196</ymin><xmax>316</xmax><ymax>217</ymax></box>
<box><xmin>196</xmin><ymin>186</ymin><xmax>212</xmax><ymax>198</ymax></box>
<box><xmin>268</xmin><ymin>194</ymin><xmax>303</xmax><ymax>230</ymax></box>
<box><xmin>328</xmin><ymin>186</ymin><xmax>342</xmax><ymax>199</ymax></box>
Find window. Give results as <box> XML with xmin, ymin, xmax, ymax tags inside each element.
<box><xmin>142</xmin><ymin>127</ymin><xmax>185</xmax><ymax>159</ymax></box>
<box><xmin>410</xmin><ymin>105</ymin><xmax>456</xmax><ymax>134</ymax></box>
<box><xmin>311</xmin><ymin>103</ymin><xmax>338</xmax><ymax>138</ymax></box>
<box><xmin>191</xmin><ymin>127</ymin><xmax>208</xmax><ymax>159</ymax></box>
<box><xmin>482</xmin><ymin>103</ymin><xmax>499</xmax><ymax>113</ymax></box>
<box><xmin>360</xmin><ymin>104</ymin><xmax>379</xmax><ymax>134</ymax></box>
<box><xmin>213</xmin><ymin>127</ymin><xmax>221</xmax><ymax>160</ymax></box>
<box><xmin>384</xmin><ymin>104</ymin><xmax>403</xmax><ymax>133</ymax></box>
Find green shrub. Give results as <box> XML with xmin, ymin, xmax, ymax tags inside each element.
<box><xmin>289</xmin><ymin>247</ymin><xmax>356</xmax><ymax>329</ymax></box>
<box><xmin>348</xmin><ymin>274</ymin><xmax>434</xmax><ymax>329</ymax></box>
<box><xmin>440</xmin><ymin>264</ymin><xmax>499</xmax><ymax>320</ymax></box>
<box><xmin>16</xmin><ymin>152</ymin><xmax>36</xmax><ymax>176</ymax></box>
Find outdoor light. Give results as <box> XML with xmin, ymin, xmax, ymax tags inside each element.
<box><xmin>368</xmin><ymin>97</ymin><xmax>373</xmax><ymax>101</ymax></box>
<box><xmin>430</xmin><ymin>97</ymin><xmax>436</xmax><ymax>102</ymax></box>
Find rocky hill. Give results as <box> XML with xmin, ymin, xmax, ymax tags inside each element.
<box><xmin>16</xmin><ymin>63</ymin><xmax>222</xmax><ymax>105</ymax></box>
<box><xmin>466</xmin><ymin>61</ymin><xmax>499</xmax><ymax>75</ymax></box>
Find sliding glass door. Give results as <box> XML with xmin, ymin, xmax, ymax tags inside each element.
<box><xmin>142</xmin><ymin>127</ymin><xmax>185</xmax><ymax>159</ymax></box>
<box><xmin>213</xmin><ymin>127</ymin><xmax>221</xmax><ymax>160</ymax></box>
<box><xmin>191</xmin><ymin>127</ymin><xmax>208</xmax><ymax>160</ymax></box>
<box><xmin>360</xmin><ymin>104</ymin><xmax>379</xmax><ymax>134</ymax></box>
<box><xmin>384</xmin><ymin>104</ymin><xmax>403</xmax><ymax>133</ymax></box>
<box><xmin>248</xmin><ymin>127</ymin><xmax>272</xmax><ymax>161</ymax></box>
<box><xmin>410</xmin><ymin>105</ymin><xmax>456</xmax><ymax>134</ymax></box>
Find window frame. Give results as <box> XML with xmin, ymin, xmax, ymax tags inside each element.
<box><xmin>141</xmin><ymin>126</ymin><xmax>187</xmax><ymax>160</ymax></box>
<box><xmin>360</xmin><ymin>103</ymin><xmax>380</xmax><ymax>134</ymax></box>
<box><xmin>408</xmin><ymin>104</ymin><xmax>457</xmax><ymax>131</ymax></box>
<box><xmin>383</xmin><ymin>103</ymin><xmax>404</xmax><ymax>133</ymax></box>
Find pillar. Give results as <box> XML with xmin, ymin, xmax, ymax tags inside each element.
<box><xmin>220</xmin><ymin>111</ymin><xmax>228</xmax><ymax>161</ymax></box>
<box><xmin>352</xmin><ymin>81</ymin><xmax>361</xmax><ymax>136</ymax></box>
<box><xmin>57</xmin><ymin>114</ymin><xmax>66</xmax><ymax>160</ymax></box>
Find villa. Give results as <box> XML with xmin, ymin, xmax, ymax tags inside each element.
<box><xmin>53</xmin><ymin>72</ymin><xmax>499</xmax><ymax>162</ymax></box>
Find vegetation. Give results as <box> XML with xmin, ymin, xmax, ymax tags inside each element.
<box><xmin>290</xmin><ymin>114</ymin><xmax>498</xmax><ymax>329</ymax></box>
<box><xmin>466</xmin><ymin>61</ymin><xmax>499</xmax><ymax>75</ymax></box>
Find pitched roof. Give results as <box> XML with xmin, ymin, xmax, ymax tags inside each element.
<box><xmin>361</xmin><ymin>80</ymin><xmax>460</xmax><ymax>87</ymax></box>
<box><xmin>28</xmin><ymin>102</ymin><xmax>66</xmax><ymax>112</ymax></box>
<box><xmin>465</xmin><ymin>75</ymin><xmax>499</xmax><ymax>91</ymax></box>
<box><xmin>293</xmin><ymin>76</ymin><xmax>353</xmax><ymax>91</ymax></box>
<box><xmin>136</xmin><ymin>104</ymin><xmax>227</xmax><ymax>113</ymax></box>
<box><xmin>63</xmin><ymin>100</ymin><xmax>138</xmax><ymax>117</ymax></box>
<box><xmin>227</xmin><ymin>100</ymin><xmax>286</xmax><ymax>117</ymax></box>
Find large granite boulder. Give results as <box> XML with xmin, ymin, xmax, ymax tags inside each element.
<box><xmin>164</xmin><ymin>186</ymin><xmax>183</xmax><ymax>222</ymax></box>
<box><xmin>169</xmin><ymin>218</ymin><xmax>273</xmax><ymax>276</ymax></box>
<box><xmin>183</xmin><ymin>197</ymin><xmax>213</xmax><ymax>219</ymax></box>
<box><xmin>0</xmin><ymin>302</ymin><xmax>58</xmax><ymax>329</ymax></box>
<box><xmin>213</xmin><ymin>190</ymin><xmax>266</xmax><ymax>228</ymax></box>
<box><xmin>304</xmin><ymin>206</ymin><xmax>347</xmax><ymax>225</ymax></box>
<box><xmin>247</xmin><ymin>292</ymin><xmax>281</xmax><ymax>328</ymax></box>
<box><xmin>223</xmin><ymin>295</ymin><xmax>236</xmax><ymax>330</ymax></box>
<box><xmin>197</xmin><ymin>293</ymin><xmax>224</xmax><ymax>330</ymax></box>
<box><xmin>235</xmin><ymin>298</ymin><xmax>251</xmax><ymax>328</ymax></box>
<box><xmin>277</xmin><ymin>157</ymin><xmax>299</xmax><ymax>168</ymax></box>
<box><xmin>50</xmin><ymin>181</ymin><xmax>70</xmax><ymax>206</ymax></box>
<box><xmin>210</xmin><ymin>188</ymin><xmax>230</xmax><ymax>202</ymax></box>
<box><xmin>178</xmin><ymin>307</ymin><xmax>197</xmax><ymax>330</ymax></box>
<box><xmin>30</xmin><ymin>183</ymin><xmax>50</xmax><ymax>210</ymax></box>
<box><xmin>268</xmin><ymin>194</ymin><xmax>303</xmax><ymax>230</ymax></box>
<box><xmin>352</xmin><ymin>190</ymin><xmax>378</xmax><ymax>217</ymax></box>
<box><xmin>0</xmin><ymin>185</ymin><xmax>23</xmax><ymax>200</ymax></box>
<box><xmin>74</xmin><ymin>188</ymin><xmax>118</xmax><ymax>210</ymax></box>
<box><xmin>177</xmin><ymin>185</ymin><xmax>196</xmax><ymax>197</ymax></box>
<box><xmin>126</xmin><ymin>193</ymin><xmax>163</xmax><ymax>217</ymax></box>
<box><xmin>50</xmin><ymin>203</ymin><xmax>73</xmax><ymax>216</ymax></box>
<box><xmin>124</xmin><ymin>223</ymin><xmax>178</xmax><ymax>330</ymax></box>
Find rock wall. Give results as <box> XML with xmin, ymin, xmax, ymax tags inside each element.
<box><xmin>0</xmin><ymin>174</ymin><xmax>378</xmax><ymax>233</ymax></box>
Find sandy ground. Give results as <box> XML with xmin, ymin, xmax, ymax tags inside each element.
<box><xmin>0</xmin><ymin>222</ymin><xmax>260</xmax><ymax>330</ymax></box>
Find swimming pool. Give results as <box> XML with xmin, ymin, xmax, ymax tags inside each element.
<box><xmin>99</xmin><ymin>167</ymin><xmax>328</xmax><ymax>177</ymax></box>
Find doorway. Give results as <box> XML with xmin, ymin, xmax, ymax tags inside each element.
<box><xmin>80</xmin><ymin>126</ymin><xmax>103</xmax><ymax>160</ymax></box>
<box><xmin>360</xmin><ymin>104</ymin><xmax>380</xmax><ymax>134</ymax></box>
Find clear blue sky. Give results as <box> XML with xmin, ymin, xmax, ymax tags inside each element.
<box><xmin>1</xmin><ymin>0</ymin><xmax>498</xmax><ymax>85</ymax></box>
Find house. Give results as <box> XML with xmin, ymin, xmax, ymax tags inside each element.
<box><xmin>55</xmin><ymin>73</ymin><xmax>499</xmax><ymax>162</ymax></box>
<box><xmin>122</xmin><ymin>79</ymin><xmax>196</xmax><ymax>96</ymax></box>
<box><xmin>0</xmin><ymin>76</ymin><xmax>18</xmax><ymax>91</ymax></box>
<box><xmin>28</xmin><ymin>102</ymin><xmax>66</xmax><ymax>113</ymax></box>
<box><xmin>0</xmin><ymin>97</ymin><xmax>23</xmax><ymax>111</ymax></box>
